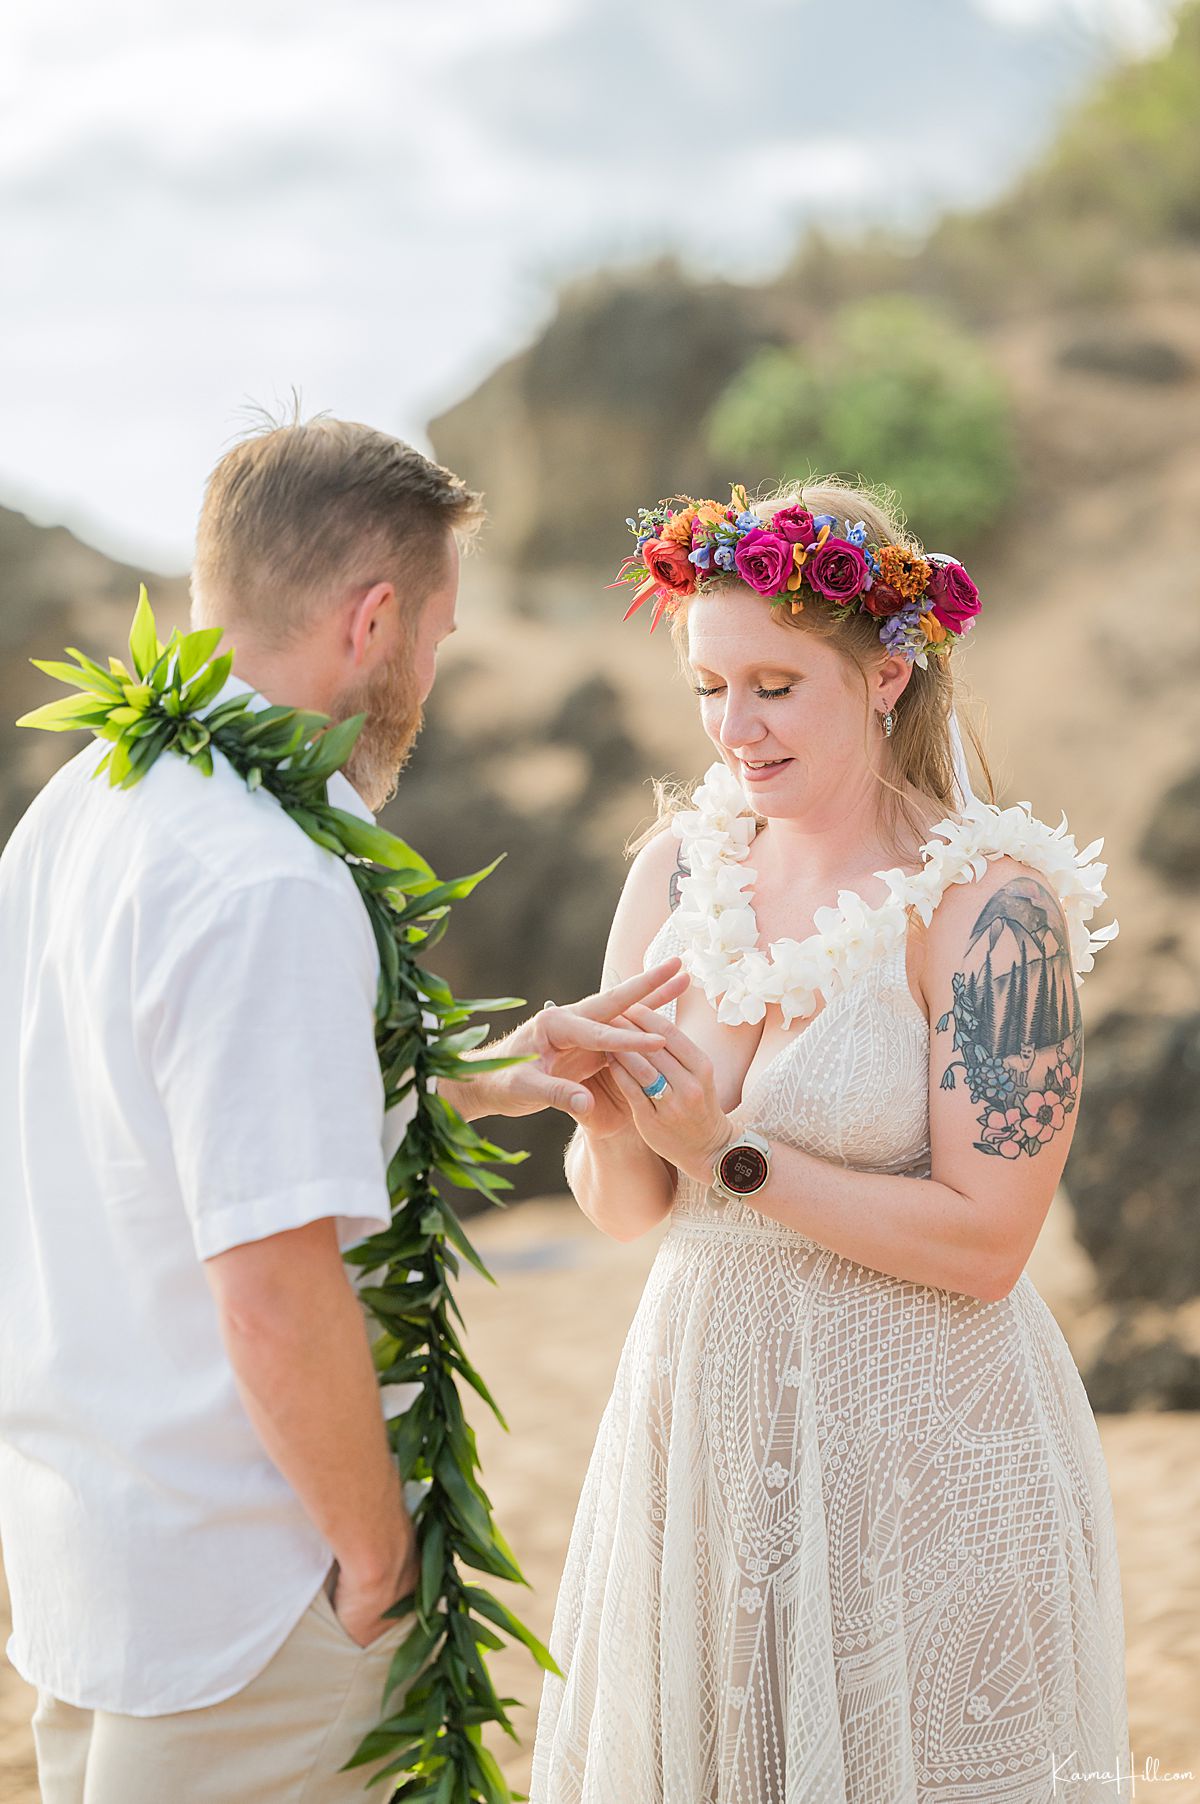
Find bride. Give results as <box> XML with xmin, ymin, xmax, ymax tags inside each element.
<box><xmin>529</xmin><ymin>480</ymin><xmax>1128</xmax><ymax>1803</ymax></box>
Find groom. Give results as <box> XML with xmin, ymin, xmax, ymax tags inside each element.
<box><xmin>0</xmin><ymin>417</ymin><xmax>683</xmax><ymax>1803</ymax></box>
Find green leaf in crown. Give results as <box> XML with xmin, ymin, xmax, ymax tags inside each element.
<box><xmin>18</xmin><ymin>584</ymin><xmax>559</xmax><ymax>1804</ymax></box>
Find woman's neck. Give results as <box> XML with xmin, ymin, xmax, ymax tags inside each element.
<box><xmin>751</xmin><ymin>786</ymin><xmax>938</xmax><ymax>884</ymax></box>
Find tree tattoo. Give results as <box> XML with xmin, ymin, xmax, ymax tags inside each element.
<box><xmin>936</xmin><ymin>876</ymin><xmax>1083</xmax><ymax>1160</ymax></box>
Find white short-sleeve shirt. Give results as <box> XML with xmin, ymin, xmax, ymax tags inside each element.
<box><xmin>0</xmin><ymin>675</ymin><xmax>418</xmax><ymax>1714</ymax></box>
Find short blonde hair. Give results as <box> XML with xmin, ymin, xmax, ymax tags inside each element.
<box><xmin>191</xmin><ymin>414</ymin><xmax>484</xmax><ymax>647</ymax></box>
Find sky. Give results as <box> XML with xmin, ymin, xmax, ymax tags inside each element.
<box><xmin>0</xmin><ymin>0</ymin><xmax>1180</xmax><ymax>572</ymax></box>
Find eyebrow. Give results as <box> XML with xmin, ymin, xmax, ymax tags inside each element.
<box><xmin>688</xmin><ymin>663</ymin><xmax>805</xmax><ymax>680</ymax></box>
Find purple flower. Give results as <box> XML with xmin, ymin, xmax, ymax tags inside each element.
<box><xmin>733</xmin><ymin>529</ymin><xmax>792</xmax><ymax>596</ymax></box>
<box><xmin>879</xmin><ymin>604</ymin><xmax>928</xmax><ymax>662</ymax></box>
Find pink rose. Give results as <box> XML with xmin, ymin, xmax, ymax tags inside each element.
<box><xmin>806</xmin><ymin>536</ymin><xmax>870</xmax><ymax>604</ymax></box>
<box><xmin>768</xmin><ymin>504</ymin><xmax>816</xmax><ymax>545</ymax></box>
<box><xmin>642</xmin><ymin>537</ymin><xmax>697</xmax><ymax>599</ymax></box>
<box><xmin>734</xmin><ymin>529</ymin><xmax>792</xmax><ymax>596</ymax></box>
<box><xmin>927</xmin><ymin>560</ymin><xmax>981</xmax><ymax>633</ymax></box>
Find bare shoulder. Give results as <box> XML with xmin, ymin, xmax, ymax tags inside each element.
<box><xmin>914</xmin><ymin>854</ymin><xmax>1070</xmax><ymax>998</ymax></box>
<box><xmin>602</xmin><ymin>820</ymin><xmax>689</xmax><ymax>986</ymax></box>
<box><xmin>929</xmin><ymin>854</ymin><xmax>1069</xmax><ymax>944</ymax></box>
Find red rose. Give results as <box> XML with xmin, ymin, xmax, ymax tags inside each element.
<box><xmin>769</xmin><ymin>504</ymin><xmax>816</xmax><ymax>545</ymax></box>
<box><xmin>860</xmin><ymin>580</ymin><xmax>908</xmax><ymax>618</ymax></box>
<box><xmin>733</xmin><ymin>529</ymin><xmax>792</xmax><ymax>596</ymax></box>
<box><xmin>806</xmin><ymin>536</ymin><xmax>870</xmax><ymax>604</ymax></box>
<box><xmin>927</xmin><ymin>560</ymin><xmax>980</xmax><ymax>633</ymax></box>
<box><xmin>642</xmin><ymin>537</ymin><xmax>698</xmax><ymax>599</ymax></box>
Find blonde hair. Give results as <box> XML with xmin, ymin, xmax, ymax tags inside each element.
<box><xmin>191</xmin><ymin>412</ymin><xmax>485</xmax><ymax>648</ymax></box>
<box><xmin>631</xmin><ymin>471</ymin><xmax>996</xmax><ymax>857</ymax></box>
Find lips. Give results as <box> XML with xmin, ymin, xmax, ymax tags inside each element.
<box><xmin>738</xmin><ymin>757</ymin><xmax>793</xmax><ymax>783</ymax></box>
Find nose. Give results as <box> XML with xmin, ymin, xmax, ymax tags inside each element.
<box><xmin>718</xmin><ymin>690</ymin><xmax>768</xmax><ymax>753</ymax></box>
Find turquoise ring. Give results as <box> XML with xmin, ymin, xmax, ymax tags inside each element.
<box><xmin>642</xmin><ymin>1072</ymin><xmax>669</xmax><ymax>1101</ymax></box>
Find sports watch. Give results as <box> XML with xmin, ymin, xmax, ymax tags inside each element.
<box><xmin>710</xmin><ymin>1127</ymin><xmax>771</xmax><ymax>1203</ymax></box>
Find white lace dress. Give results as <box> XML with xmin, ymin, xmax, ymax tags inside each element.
<box><xmin>530</xmin><ymin>774</ymin><xmax>1129</xmax><ymax>1804</ymax></box>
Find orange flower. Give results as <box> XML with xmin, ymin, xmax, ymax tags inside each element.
<box><xmin>786</xmin><ymin>543</ymin><xmax>809</xmax><ymax>592</ymax></box>
<box><xmin>919</xmin><ymin>612</ymin><xmax>948</xmax><ymax>645</ymax></box>
<box><xmin>693</xmin><ymin>500</ymin><xmax>727</xmax><ymax>527</ymax></box>
<box><xmin>876</xmin><ymin>544</ymin><xmax>931</xmax><ymax>599</ymax></box>
<box><xmin>662</xmin><ymin>506</ymin><xmax>698</xmax><ymax>547</ymax></box>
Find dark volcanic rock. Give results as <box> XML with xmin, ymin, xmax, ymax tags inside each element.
<box><xmin>546</xmin><ymin>675</ymin><xmax>644</xmax><ymax>797</ymax></box>
<box><xmin>1056</xmin><ymin>332</ymin><xmax>1194</xmax><ymax>384</ymax></box>
<box><xmin>1083</xmin><ymin>1310</ymin><xmax>1200</xmax><ymax>1412</ymax></box>
<box><xmin>1064</xmin><ymin>1009</ymin><xmax>1200</xmax><ymax>1306</ymax></box>
<box><xmin>429</xmin><ymin>263</ymin><xmax>781</xmax><ymax>588</ymax></box>
<box><xmin>0</xmin><ymin>505</ymin><xmax>189</xmax><ymax>845</ymax></box>
<box><xmin>1138</xmin><ymin>764</ymin><xmax>1200</xmax><ymax>884</ymax></box>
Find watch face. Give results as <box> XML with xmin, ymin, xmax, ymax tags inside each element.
<box><xmin>718</xmin><ymin>1141</ymin><xmax>768</xmax><ymax>1195</ymax></box>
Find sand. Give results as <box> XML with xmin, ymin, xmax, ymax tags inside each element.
<box><xmin>2</xmin><ymin>1196</ymin><xmax>1197</xmax><ymax>1803</ymax></box>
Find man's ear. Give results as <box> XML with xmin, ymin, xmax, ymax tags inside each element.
<box><xmin>347</xmin><ymin>580</ymin><xmax>395</xmax><ymax>668</ymax></box>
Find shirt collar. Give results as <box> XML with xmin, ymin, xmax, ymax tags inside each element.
<box><xmin>213</xmin><ymin>671</ymin><xmax>377</xmax><ymax>824</ymax></box>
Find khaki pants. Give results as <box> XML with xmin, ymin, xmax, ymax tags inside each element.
<box><xmin>30</xmin><ymin>1568</ymin><xmax>415</xmax><ymax>1803</ymax></box>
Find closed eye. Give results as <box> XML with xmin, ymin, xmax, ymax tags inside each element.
<box><xmin>691</xmin><ymin>684</ymin><xmax>793</xmax><ymax>699</ymax></box>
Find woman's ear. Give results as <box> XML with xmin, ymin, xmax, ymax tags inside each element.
<box><xmin>878</xmin><ymin>652</ymin><xmax>915</xmax><ymax>711</ymax></box>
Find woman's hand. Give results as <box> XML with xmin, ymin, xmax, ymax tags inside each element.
<box><xmin>605</xmin><ymin>1001</ymin><xmax>733</xmax><ymax>1187</ymax></box>
<box><xmin>573</xmin><ymin>1060</ymin><xmax>641</xmax><ymax>1142</ymax></box>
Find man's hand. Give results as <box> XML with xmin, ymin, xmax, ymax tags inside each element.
<box><xmin>441</xmin><ymin>957</ymin><xmax>690</xmax><ymax>1125</ymax></box>
<box><xmin>329</xmin><ymin>1527</ymin><xmax>420</xmax><ymax>1648</ymax></box>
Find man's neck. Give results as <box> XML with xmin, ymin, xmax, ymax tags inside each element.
<box><xmin>224</xmin><ymin>646</ymin><xmax>335</xmax><ymax>718</ymax></box>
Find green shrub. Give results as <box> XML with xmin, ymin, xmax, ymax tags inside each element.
<box><xmin>706</xmin><ymin>294</ymin><xmax>1016</xmax><ymax>549</ymax></box>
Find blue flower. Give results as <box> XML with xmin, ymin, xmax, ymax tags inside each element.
<box><xmin>844</xmin><ymin>519</ymin><xmax>868</xmax><ymax>547</ymax></box>
<box><xmin>636</xmin><ymin>534</ymin><xmax>654</xmax><ymax>551</ymax></box>
<box><xmin>735</xmin><ymin>510</ymin><xmax>763</xmax><ymax>532</ymax></box>
<box><xmin>689</xmin><ymin>544</ymin><xmax>712</xmax><ymax>569</ymax></box>
<box><xmin>713</xmin><ymin>544</ymin><xmax>737</xmax><ymax>571</ymax></box>
<box><xmin>813</xmin><ymin>512</ymin><xmax>837</xmax><ymax>532</ymax></box>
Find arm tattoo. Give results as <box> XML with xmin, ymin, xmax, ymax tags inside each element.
<box><xmin>668</xmin><ymin>844</ymin><xmax>690</xmax><ymax>913</ymax></box>
<box><xmin>935</xmin><ymin>875</ymin><xmax>1083</xmax><ymax>1161</ymax></box>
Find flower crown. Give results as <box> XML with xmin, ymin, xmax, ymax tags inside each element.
<box><xmin>611</xmin><ymin>484</ymin><xmax>981</xmax><ymax>668</ymax></box>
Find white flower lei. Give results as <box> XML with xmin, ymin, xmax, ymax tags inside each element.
<box><xmin>671</xmin><ymin>760</ymin><xmax>1120</xmax><ymax>1028</ymax></box>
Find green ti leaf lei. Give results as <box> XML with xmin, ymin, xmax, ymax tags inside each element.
<box><xmin>18</xmin><ymin>586</ymin><xmax>560</xmax><ymax>1803</ymax></box>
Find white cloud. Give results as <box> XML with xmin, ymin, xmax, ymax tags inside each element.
<box><xmin>0</xmin><ymin>0</ymin><xmax>1182</xmax><ymax>567</ymax></box>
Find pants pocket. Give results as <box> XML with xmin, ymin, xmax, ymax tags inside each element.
<box><xmin>315</xmin><ymin>1563</ymin><xmax>413</xmax><ymax>1655</ymax></box>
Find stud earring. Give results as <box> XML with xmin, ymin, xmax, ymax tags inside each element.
<box><xmin>882</xmin><ymin>708</ymin><xmax>895</xmax><ymax>738</ymax></box>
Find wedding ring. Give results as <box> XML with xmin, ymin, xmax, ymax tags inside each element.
<box><xmin>641</xmin><ymin>1072</ymin><xmax>669</xmax><ymax>1101</ymax></box>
